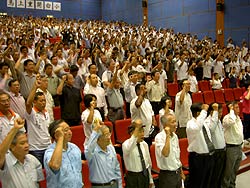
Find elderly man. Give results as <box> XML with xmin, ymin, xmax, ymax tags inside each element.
<box><xmin>155</xmin><ymin>114</ymin><xmax>184</xmax><ymax>188</ymax></box>
<box><xmin>0</xmin><ymin>118</ymin><xmax>44</xmax><ymax>188</ymax></box>
<box><xmin>122</xmin><ymin>119</ymin><xmax>153</xmax><ymax>188</ymax></box>
<box><xmin>44</xmin><ymin>119</ymin><xmax>83</xmax><ymax>188</ymax></box>
<box><xmin>85</xmin><ymin>120</ymin><xmax>122</xmax><ymax>188</ymax></box>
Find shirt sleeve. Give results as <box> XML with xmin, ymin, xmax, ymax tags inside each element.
<box><xmin>84</xmin><ymin>131</ymin><xmax>100</xmax><ymax>161</ymax></box>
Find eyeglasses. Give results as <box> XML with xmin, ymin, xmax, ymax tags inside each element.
<box><xmin>0</xmin><ymin>98</ymin><xmax>10</xmax><ymax>104</ymax></box>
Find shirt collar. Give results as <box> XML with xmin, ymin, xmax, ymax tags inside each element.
<box><xmin>0</xmin><ymin>109</ymin><xmax>16</xmax><ymax>117</ymax></box>
<box><xmin>33</xmin><ymin>106</ymin><xmax>47</xmax><ymax>114</ymax></box>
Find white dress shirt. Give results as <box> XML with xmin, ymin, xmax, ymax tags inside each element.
<box><xmin>222</xmin><ymin>110</ymin><xmax>244</xmax><ymax>145</ymax></box>
<box><xmin>205</xmin><ymin>111</ymin><xmax>226</xmax><ymax>149</ymax></box>
<box><xmin>130</xmin><ymin>97</ymin><xmax>154</xmax><ymax>137</ymax></box>
<box><xmin>155</xmin><ymin>131</ymin><xmax>182</xmax><ymax>171</ymax></box>
<box><xmin>186</xmin><ymin>110</ymin><xmax>211</xmax><ymax>154</ymax></box>
<box><xmin>84</xmin><ymin>84</ymin><xmax>108</xmax><ymax>116</ymax></box>
<box><xmin>122</xmin><ymin>135</ymin><xmax>153</xmax><ymax>184</ymax></box>
<box><xmin>175</xmin><ymin>91</ymin><xmax>192</xmax><ymax>128</ymax></box>
<box><xmin>81</xmin><ymin>109</ymin><xmax>102</xmax><ymax>146</ymax></box>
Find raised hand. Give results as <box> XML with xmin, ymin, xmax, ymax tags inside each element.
<box><xmin>14</xmin><ymin>118</ymin><xmax>25</xmax><ymax>130</ymax></box>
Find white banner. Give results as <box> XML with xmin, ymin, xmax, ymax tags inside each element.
<box><xmin>17</xmin><ymin>0</ymin><xmax>25</xmax><ymax>8</ymax></box>
<box><xmin>7</xmin><ymin>0</ymin><xmax>15</xmax><ymax>8</ymax></box>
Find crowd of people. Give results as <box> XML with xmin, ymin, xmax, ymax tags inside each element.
<box><xmin>0</xmin><ymin>15</ymin><xmax>250</xmax><ymax>188</ymax></box>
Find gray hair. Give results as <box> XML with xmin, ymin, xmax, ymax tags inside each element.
<box><xmin>11</xmin><ymin>131</ymin><xmax>26</xmax><ymax>145</ymax></box>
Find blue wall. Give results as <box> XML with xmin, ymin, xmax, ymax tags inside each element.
<box><xmin>148</xmin><ymin>0</ymin><xmax>216</xmax><ymax>40</ymax></box>
<box><xmin>101</xmin><ymin>0</ymin><xmax>143</xmax><ymax>25</ymax></box>
<box><xmin>224</xmin><ymin>0</ymin><xmax>250</xmax><ymax>46</ymax></box>
<box><xmin>0</xmin><ymin>0</ymin><xmax>101</xmax><ymax>19</ymax></box>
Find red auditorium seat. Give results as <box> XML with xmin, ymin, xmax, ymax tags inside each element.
<box><xmin>39</xmin><ymin>169</ymin><xmax>47</xmax><ymax>188</ymax></box>
<box><xmin>155</xmin><ymin>114</ymin><xmax>160</xmax><ymax>127</ymax></box>
<box><xmin>82</xmin><ymin>160</ymin><xmax>91</xmax><ymax>188</ymax></box>
<box><xmin>192</xmin><ymin>92</ymin><xmax>204</xmax><ymax>103</ymax></box>
<box><xmin>224</xmin><ymin>88</ymin><xmax>235</xmax><ymax>102</ymax></box>
<box><xmin>71</xmin><ymin>125</ymin><xmax>85</xmax><ymax>152</ymax></box>
<box><xmin>167</xmin><ymin>83</ymin><xmax>179</xmax><ymax>97</ymax></box>
<box><xmin>222</xmin><ymin>103</ymin><xmax>228</xmax><ymax>117</ymax></box>
<box><xmin>114</xmin><ymin>119</ymin><xmax>131</xmax><ymax>144</ymax></box>
<box><xmin>179</xmin><ymin>138</ymin><xmax>189</xmax><ymax>175</ymax></box>
<box><xmin>213</xmin><ymin>89</ymin><xmax>225</xmax><ymax>104</ymax></box>
<box><xmin>117</xmin><ymin>154</ymin><xmax>126</xmax><ymax>188</ymax></box>
<box><xmin>150</xmin><ymin>143</ymin><xmax>160</xmax><ymax>180</ymax></box>
<box><xmin>203</xmin><ymin>91</ymin><xmax>215</xmax><ymax>104</ymax></box>
<box><xmin>242</xmin><ymin>87</ymin><xmax>246</xmax><ymax>94</ymax></box>
<box><xmin>233</xmin><ymin>88</ymin><xmax>243</xmax><ymax>101</ymax></box>
<box><xmin>198</xmin><ymin>81</ymin><xmax>210</xmax><ymax>91</ymax></box>
<box><xmin>225</xmin><ymin>78</ymin><xmax>230</xmax><ymax>88</ymax></box>
<box><xmin>53</xmin><ymin>106</ymin><xmax>61</xmax><ymax>120</ymax></box>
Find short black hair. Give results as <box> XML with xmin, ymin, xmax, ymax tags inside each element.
<box><xmin>84</xmin><ymin>94</ymin><xmax>97</xmax><ymax>108</ymax></box>
<box><xmin>135</xmin><ymin>83</ymin><xmax>143</xmax><ymax>95</ymax></box>
<box><xmin>44</xmin><ymin>63</ymin><xmax>52</xmax><ymax>70</ymax></box>
<box><xmin>0</xmin><ymin>62</ymin><xmax>9</xmax><ymax>69</ymax></box>
<box><xmin>8</xmin><ymin>79</ymin><xmax>19</xmax><ymax>87</ymax></box>
<box><xmin>160</xmin><ymin>95</ymin><xmax>171</xmax><ymax>109</ymax></box>
<box><xmin>190</xmin><ymin>103</ymin><xmax>203</xmax><ymax>118</ymax></box>
<box><xmin>34</xmin><ymin>92</ymin><xmax>44</xmax><ymax>101</ymax></box>
<box><xmin>23</xmin><ymin>59</ymin><xmax>34</xmax><ymax>67</ymax></box>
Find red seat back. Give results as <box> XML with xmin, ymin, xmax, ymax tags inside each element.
<box><xmin>203</xmin><ymin>91</ymin><xmax>215</xmax><ymax>104</ymax></box>
<box><xmin>114</xmin><ymin>119</ymin><xmax>131</xmax><ymax>144</ymax></box>
<box><xmin>53</xmin><ymin>106</ymin><xmax>61</xmax><ymax>120</ymax></box>
<box><xmin>213</xmin><ymin>89</ymin><xmax>225</xmax><ymax>104</ymax></box>
<box><xmin>179</xmin><ymin>138</ymin><xmax>189</xmax><ymax>175</ymax></box>
<box><xmin>82</xmin><ymin>160</ymin><xmax>91</xmax><ymax>188</ymax></box>
<box><xmin>116</xmin><ymin>154</ymin><xmax>125</xmax><ymax>187</ymax></box>
<box><xmin>39</xmin><ymin>169</ymin><xmax>47</xmax><ymax>188</ymax></box>
<box><xmin>150</xmin><ymin>143</ymin><xmax>160</xmax><ymax>174</ymax></box>
<box><xmin>167</xmin><ymin>83</ymin><xmax>179</xmax><ymax>97</ymax></box>
<box><xmin>224</xmin><ymin>88</ymin><xmax>235</xmax><ymax>102</ymax></box>
<box><xmin>71</xmin><ymin>125</ymin><xmax>85</xmax><ymax>152</ymax></box>
<box><xmin>233</xmin><ymin>88</ymin><xmax>243</xmax><ymax>101</ymax></box>
<box><xmin>192</xmin><ymin>92</ymin><xmax>204</xmax><ymax>103</ymax></box>
<box><xmin>198</xmin><ymin>81</ymin><xmax>210</xmax><ymax>91</ymax></box>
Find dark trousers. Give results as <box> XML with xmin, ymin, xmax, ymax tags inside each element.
<box><xmin>150</xmin><ymin>101</ymin><xmax>161</xmax><ymax>115</ymax></box>
<box><xmin>187</xmin><ymin>152</ymin><xmax>215</xmax><ymax>188</ymax></box>
<box><xmin>221</xmin><ymin>145</ymin><xmax>242</xmax><ymax>188</ymax></box>
<box><xmin>52</xmin><ymin>95</ymin><xmax>60</xmax><ymax>106</ymax></box>
<box><xmin>97</xmin><ymin>107</ymin><xmax>105</xmax><ymax>121</ymax></box>
<box><xmin>211</xmin><ymin>149</ymin><xmax>226</xmax><ymax>188</ymax></box>
<box><xmin>125</xmin><ymin>102</ymin><xmax>131</xmax><ymax>118</ymax></box>
<box><xmin>159</xmin><ymin>169</ymin><xmax>182</xmax><ymax>188</ymax></box>
<box><xmin>29</xmin><ymin>149</ymin><xmax>46</xmax><ymax>167</ymax></box>
<box><xmin>126</xmin><ymin>171</ymin><xmax>149</xmax><ymax>188</ymax></box>
<box><xmin>243</xmin><ymin>113</ymin><xmax>250</xmax><ymax>139</ymax></box>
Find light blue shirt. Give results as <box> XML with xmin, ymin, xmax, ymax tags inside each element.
<box><xmin>44</xmin><ymin>142</ymin><xmax>83</xmax><ymax>188</ymax></box>
<box><xmin>85</xmin><ymin>131</ymin><xmax>122</xmax><ymax>188</ymax></box>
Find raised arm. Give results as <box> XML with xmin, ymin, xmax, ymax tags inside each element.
<box><xmin>48</xmin><ymin>127</ymin><xmax>64</xmax><ymax>171</ymax></box>
<box><xmin>26</xmin><ymin>76</ymin><xmax>41</xmax><ymax>114</ymax></box>
<box><xmin>0</xmin><ymin>118</ymin><xmax>25</xmax><ymax>169</ymax></box>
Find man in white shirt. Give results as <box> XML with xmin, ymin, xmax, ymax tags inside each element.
<box><xmin>0</xmin><ymin>118</ymin><xmax>44</xmax><ymax>188</ymax></box>
<box><xmin>130</xmin><ymin>83</ymin><xmax>157</xmax><ymax>146</ymax></box>
<box><xmin>186</xmin><ymin>103</ymin><xmax>215</xmax><ymax>188</ymax></box>
<box><xmin>205</xmin><ymin>103</ymin><xmax>226</xmax><ymax>188</ymax></box>
<box><xmin>155</xmin><ymin>114</ymin><xmax>184</xmax><ymax>188</ymax></box>
<box><xmin>175</xmin><ymin>79</ymin><xmax>192</xmax><ymax>138</ymax></box>
<box><xmin>84</xmin><ymin>74</ymin><xmax>108</xmax><ymax>120</ymax></box>
<box><xmin>221</xmin><ymin>102</ymin><xmax>244</xmax><ymax>188</ymax></box>
<box><xmin>122</xmin><ymin>119</ymin><xmax>153</xmax><ymax>188</ymax></box>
